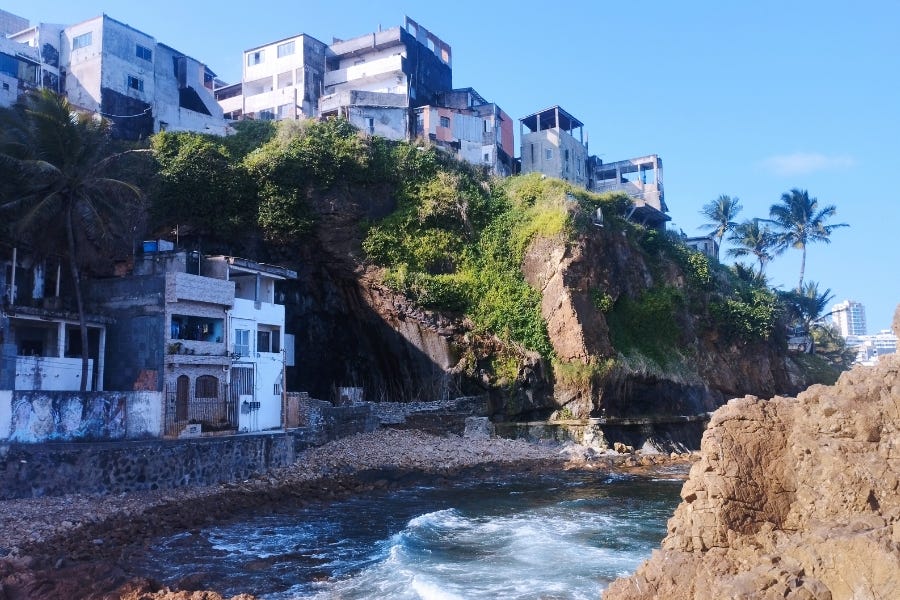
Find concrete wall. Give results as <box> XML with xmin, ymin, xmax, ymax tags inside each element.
<box><xmin>0</xmin><ymin>390</ymin><xmax>163</xmax><ymax>442</ymax></box>
<box><xmin>0</xmin><ymin>397</ymin><xmax>378</xmax><ymax>499</ymax></box>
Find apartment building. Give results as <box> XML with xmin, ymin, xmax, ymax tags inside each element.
<box><xmin>216</xmin><ymin>33</ymin><xmax>327</xmax><ymax>121</ymax></box>
<box><xmin>3</xmin><ymin>12</ymin><xmax>228</xmax><ymax>138</ymax></box>
<box><xmin>318</xmin><ymin>17</ymin><xmax>452</xmax><ymax>140</ymax></box>
<box><xmin>832</xmin><ymin>299</ymin><xmax>867</xmax><ymax>337</ymax></box>
<box><xmin>519</xmin><ymin>106</ymin><xmax>589</xmax><ymax>188</ymax></box>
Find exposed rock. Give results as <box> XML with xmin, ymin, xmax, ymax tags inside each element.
<box><xmin>463</xmin><ymin>417</ymin><xmax>494</xmax><ymax>439</ymax></box>
<box><xmin>604</xmin><ymin>349</ymin><xmax>900</xmax><ymax>600</ymax></box>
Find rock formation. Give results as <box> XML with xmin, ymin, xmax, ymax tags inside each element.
<box><xmin>604</xmin><ymin>304</ymin><xmax>900</xmax><ymax>599</ymax></box>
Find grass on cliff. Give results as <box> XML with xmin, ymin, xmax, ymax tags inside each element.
<box><xmin>363</xmin><ymin>166</ymin><xmax>628</xmax><ymax>359</ymax></box>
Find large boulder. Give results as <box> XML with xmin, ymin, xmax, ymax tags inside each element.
<box><xmin>605</xmin><ymin>319</ymin><xmax>900</xmax><ymax>600</ymax></box>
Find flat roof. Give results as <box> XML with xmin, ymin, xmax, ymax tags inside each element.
<box><xmin>520</xmin><ymin>105</ymin><xmax>584</xmax><ymax>133</ymax></box>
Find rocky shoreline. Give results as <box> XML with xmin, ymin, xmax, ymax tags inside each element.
<box><xmin>0</xmin><ymin>428</ymin><xmax>694</xmax><ymax>600</ymax></box>
<box><xmin>605</xmin><ymin>350</ymin><xmax>900</xmax><ymax>599</ymax></box>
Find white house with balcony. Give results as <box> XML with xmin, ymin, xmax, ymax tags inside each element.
<box><xmin>204</xmin><ymin>256</ymin><xmax>296</xmax><ymax>432</ymax></box>
<box><xmin>217</xmin><ymin>33</ymin><xmax>327</xmax><ymax>121</ymax></box>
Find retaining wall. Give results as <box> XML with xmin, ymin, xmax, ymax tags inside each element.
<box><xmin>0</xmin><ymin>396</ymin><xmax>378</xmax><ymax>499</ymax></box>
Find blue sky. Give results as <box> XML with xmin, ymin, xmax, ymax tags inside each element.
<box><xmin>8</xmin><ymin>1</ymin><xmax>900</xmax><ymax>330</ymax></box>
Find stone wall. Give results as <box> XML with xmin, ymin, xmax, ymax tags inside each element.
<box><xmin>0</xmin><ymin>434</ymin><xmax>294</xmax><ymax>499</ymax></box>
<box><xmin>0</xmin><ymin>394</ymin><xmax>378</xmax><ymax>499</ymax></box>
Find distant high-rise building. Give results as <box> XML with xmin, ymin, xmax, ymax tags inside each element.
<box><xmin>832</xmin><ymin>299</ymin><xmax>867</xmax><ymax>337</ymax></box>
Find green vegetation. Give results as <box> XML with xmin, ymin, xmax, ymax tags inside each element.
<box><xmin>0</xmin><ymin>90</ymin><xmax>147</xmax><ymax>390</ymax></box>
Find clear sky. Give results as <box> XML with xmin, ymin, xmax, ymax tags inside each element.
<box><xmin>7</xmin><ymin>1</ymin><xmax>900</xmax><ymax>330</ymax></box>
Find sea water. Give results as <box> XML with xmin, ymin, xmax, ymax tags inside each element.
<box><xmin>133</xmin><ymin>470</ymin><xmax>682</xmax><ymax>599</ymax></box>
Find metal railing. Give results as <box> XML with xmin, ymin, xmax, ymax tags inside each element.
<box><xmin>164</xmin><ymin>382</ymin><xmax>237</xmax><ymax>437</ymax></box>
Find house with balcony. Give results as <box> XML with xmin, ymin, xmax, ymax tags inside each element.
<box><xmin>216</xmin><ymin>33</ymin><xmax>327</xmax><ymax>121</ymax></box>
<box><xmin>89</xmin><ymin>248</ymin><xmax>295</xmax><ymax>436</ymax></box>
<box><xmin>414</xmin><ymin>87</ymin><xmax>515</xmax><ymax>176</ymax></box>
<box><xmin>319</xmin><ymin>17</ymin><xmax>452</xmax><ymax>140</ymax></box>
<box><xmin>589</xmin><ymin>154</ymin><xmax>669</xmax><ymax>229</ymax></box>
<box><xmin>0</xmin><ymin>244</ymin><xmax>107</xmax><ymax>392</ymax></box>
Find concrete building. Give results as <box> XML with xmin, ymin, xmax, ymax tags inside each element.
<box><xmin>4</xmin><ymin>13</ymin><xmax>228</xmax><ymax>138</ymax></box>
<box><xmin>589</xmin><ymin>154</ymin><xmax>668</xmax><ymax>228</ymax></box>
<box><xmin>832</xmin><ymin>299</ymin><xmax>867</xmax><ymax>337</ymax></box>
<box><xmin>682</xmin><ymin>234</ymin><xmax>719</xmax><ymax>259</ymax></box>
<box><xmin>216</xmin><ymin>33</ymin><xmax>327</xmax><ymax>121</ymax></box>
<box><xmin>519</xmin><ymin>106</ymin><xmax>589</xmax><ymax>188</ymax></box>
<box><xmin>414</xmin><ymin>87</ymin><xmax>515</xmax><ymax>176</ymax></box>
<box><xmin>1</xmin><ymin>244</ymin><xmax>107</xmax><ymax>392</ymax></box>
<box><xmin>0</xmin><ymin>10</ymin><xmax>53</xmax><ymax>108</ymax></box>
<box><xmin>519</xmin><ymin>106</ymin><xmax>669</xmax><ymax>228</ymax></box>
<box><xmin>847</xmin><ymin>330</ymin><xmax>898</xmax><ymax>365</ymax></box>
<box><xmin>319</xmin><ymin>16</ymin><xmax>452</xmax><ymax>140</ymax></box>
<box><xmin>89</xmin><ymin>248</ymin><xmax>295</xmax><ymax>436</ymax></box>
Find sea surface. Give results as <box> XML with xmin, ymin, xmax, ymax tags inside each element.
<box><xmin>132</xmin><ymin>469</ymin><xmax>682</xmax><ymax>599</ymax></box>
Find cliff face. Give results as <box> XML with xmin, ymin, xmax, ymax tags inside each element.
<box><xmin>279</xmin><ymin>183</ymin><xmax>804</xmax><ymax>418</ymax></box>
<box><xmin>604</xmin><ymin>307</ymin><xmax>900</xmax><ymax>599</ymax></box>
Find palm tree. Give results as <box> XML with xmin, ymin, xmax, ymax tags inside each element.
<box><xmin>0</xmin><ymin>90</ymin><xmax>146</xmax><ymax>390</ymax></box>
<box><xmin>727</xmin><ymin>219</ymin><xmax>776</xmax><ymax>274</ymax></box>
<box><xmin>699</xmin><ymin>194</ymin><xmax>742</xmax><ymax>260</ymax></box>
<box><xmin>768</xmin><ymin>189</ymin><xmax>848</xmax><ymax>290</ymax></box>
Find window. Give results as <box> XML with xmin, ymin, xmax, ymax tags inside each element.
<box><xmin>72</xmin><ymin>32</ymin><xmax>92</xmax><ymax>50</ymax></box>
<box><xmin>277</xmin><ymin>41</ymin><xmax>295</xmax><ymax>58</ymax></box>
<box><xmin>278</xmin><ymin>103</ymin><xmax>294</xmax><ymax>118</ymax></box>
<box><xmin>234</xmin><ymin>329</ymin><xmax>251</xmax><ymax>357</ymax></box>
<box><xmin>439</xmin><ymin>115</ymin><xmax>450</xmax><ymax>128</ymax></box>
<box><xmin>483</xmin><ymin>152</ymin><xmax>490</xmax><ymax>163</ymax></box>
<box><xmin>247</xmin><ymin>50</ymin><xmax>264</xmax><ymax>66</ymax></box>
<box><xmin>258</xmin><ymin>108</ymin><xmax>276</xmax><ymax>121</ymax></box>
<box><xmin>127</xmin><ymin>75</ymin><xmax>144</xmax><ymax>92</ymax></box>
<box><xmin>171</xmin><ymin>315</ymin><xmax>223</xmax><ymax>342</ymax></box>
<box><xmin>257</xmin><ymin>328</ymin><xmax>280</xmax><ymax>353</ymax></box>
<box><xmin>1</xmin><ymin>82</ymin><xmax>8</xmax><ymax>91</ymax></box>
<box><xmin>545</xmin><ymin>148</ymin><xmax>553</xmax><ymax>161</ymax></box>
<box><xmin>195</xmin><ymin>375</ymin><xmax>219</xmax><ymax>398</ymax></box>
<box><xmin>136</xmin><ymin>44</ymin><xmax>152</xmax><ymax>61</ymax></box>
<box><xmin>366</xmin><ymin>117</ymin><xmax>374</xmax><ymax>135</ymax></box>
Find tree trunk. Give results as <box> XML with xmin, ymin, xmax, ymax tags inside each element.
<box><xmin>798</xmin><ymin>244</ymin><xmax>807</xmax><ymax>291</ymax></box>
<box><xmin>66</xmin><ymin>204</ymin><xmax>90</xmax><ymax>392</ymax></box>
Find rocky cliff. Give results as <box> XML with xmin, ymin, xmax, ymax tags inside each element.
<box><xmin>603</xmin><ymin>306</ymin><xmax>900</xmax><ymax>599</ymax></box>
<box><xmin>278</xmin><ymin>178</ymin><xmax>807</xmax><ymax>421</ymax></box>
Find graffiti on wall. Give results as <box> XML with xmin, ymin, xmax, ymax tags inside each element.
<box><xmin>9</xmin><ymin>392</ymin><xmax>127</xmax><ymax>442</ymax></box>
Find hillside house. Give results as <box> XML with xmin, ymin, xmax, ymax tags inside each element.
<box><xmin>4</xmin><ymin>13</ymin><xmax>228</xmax><ymax>138</ymax></box>
<box><xmin>89</xmin><ymin>249</ymin><xmax>295</xmax><ymax>436</ymax></box>
<box><xmin>590</xmin><ymin>155</ymin><xmax>669</xmax><ymax>230</ymax></box>
<box><xmin>0</xmin><ymin>245</ymin><xmax>107</xmax><ymax>392</ymax></box>
<box><xmin>519</xmin><ymin>106</ymin><xmax>589</xmax><ymax>188</ymax></box>
<box><xmin>414</xmin><ymin>87</ymin><xmax>515</xmax><ymax>176</ymax></box>
<box><xmin>319</xmin><ymin>17</ymin><xmax>452</xmax><ymax>140</ymax></box>
<box><xmin>216</xmin><ymin>33</ymin><xmax>327</xmax><ymax>121</ymax></box>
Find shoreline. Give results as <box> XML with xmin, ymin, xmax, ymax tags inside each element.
<box><xmin>0</xmin><ymin>428</ymin><xmax>695</xmax><ymax>599</ymax></box>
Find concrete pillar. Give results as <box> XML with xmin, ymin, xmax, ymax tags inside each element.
<box><xmin>57</xmin><ymin>321</ymin><xmax>65</xmax><ymax>357</ymax></box>
<box><xmin>97</xmin><ymin>326</ymin><xmax>106</xmax><ymax>391</ymax></box>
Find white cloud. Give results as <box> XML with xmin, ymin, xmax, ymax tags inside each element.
<box><xmin>761</xmin><ymin>152</ymin><xmax>856</xmax><ymax>176</ymax></box>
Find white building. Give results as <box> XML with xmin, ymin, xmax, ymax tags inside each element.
<box><xmin>216</xmin><ymin>33</ymin><xmax>327</xmax><ymax>121</ymax></box>
<box><xmin>204</xmin><ymin>256</ymin><xmax>296</xmax><ymax>433</ymax></box>
<box><xmin>832</xmin><ymin>299</ymin><xmax>867</xmax><ymax>337</ymax></box>
<box><xmin>847</xmin><ymin>329</ymin><xmax>898</xmax><ymax>365</ymax></box>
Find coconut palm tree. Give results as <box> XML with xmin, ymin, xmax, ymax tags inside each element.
<box><xmin>0</xmin><ymin>90</ymin><xmax>146</xmax><ymax>390</ymax></box>
<box><xmin>698</xmin><ymin>194</ymin><xmax>742</xmax><ymax>260</ymax></box>
<box><xmin>769</xmin><ymin>189</ymin><xmax>847</xmax><ymax>290</ymax></box>
<box><xmin>727</xmin><ymin>219</ymin><xmax>776</xmax><ymax>274</ymax></box>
